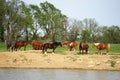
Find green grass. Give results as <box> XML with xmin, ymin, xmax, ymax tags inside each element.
<box><xmin>0</xmin><ymin>42</ymin><xmax>120</xmax><ymax>55</ymax></box>
<box><xmin>0</xmin><ymin>42</ymin><xmax>6</xmax><ymax>51</ymax></box>
<box><xmin>110</xmin><ymin>44</ymin><xmax>120</xmax><ymax>53</ymax></box>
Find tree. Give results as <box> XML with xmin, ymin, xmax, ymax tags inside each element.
<box><xmin>0</xmin><ymin>0</ymin><xmax>5</xmax><ymax>42</ymax></box>
<box><xmin>66</xmin><ymin>19</ymin><xmax>83</xmax><ymax>41</ymax></box>
<box><xmin>22</xmin><ymin>2</ymin><xmax>34</xmax><ymax>41</ymax></box>
<box><xmin>102</xmin><ymin>26</ymin><xmax>120</xmax><ymax>43</ymax></box>
<box><xmin>81</xmin><ymin>29</ymin><xmax>91</xmax><ymax>42</ymax></box>
<box><xmin>3</xmin><ymin>0</ymin><xmax>25</xmax><ymax>41</ymax></box>
<box><xmin>39</xmin><ymin>1</ymin><xmax>67</xmax><ymax>42</ymax></box>
<box><xmin>83</xmin><ymin>18</ymin><xmax>99</xmax><ymax>42</ymax></box>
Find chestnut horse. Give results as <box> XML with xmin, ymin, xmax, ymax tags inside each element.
<box><xmin>62</xmin><ymin>41</ymin><xmax>78</xmax><ymax>51</ymax></box>
<box><xmin>42</xmin><ymin>42</ymin><xmax>62</xmax><ymax>54</ymax></box>
<box><xmin>91</xmin><ymin>43</ymin><xmax>110</xmax><ymax>55</ymax></box>
<box><xmin>31</xmin><ymin>41</ymin><xmax>44</xmax><ymax>50</ymax></box>
<box><xmin>14</xmin><ymin>40</ymin><xmax>30</xmax><ymax>51</ymax></box>
<box><xmin>79</xmin><ymin>42</ymin><xmax>89</xmax><ymax>54</ymax></box>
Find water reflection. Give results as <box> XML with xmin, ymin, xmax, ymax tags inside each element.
<box><xmin>0</xmin><ymin>69</ymin><xmax>120</xmax><ymax>80</ymax></box>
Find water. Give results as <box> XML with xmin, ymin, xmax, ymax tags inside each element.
<box><xmin>0</xmin><ymin>69</ymin><xmax>120</xmax><ymax>80</ymax></box>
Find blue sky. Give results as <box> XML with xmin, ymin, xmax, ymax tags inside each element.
<box><xmin>23</xmin><ymin>0</ymin><xmax>120</xmax><ymax>26</ymax></box>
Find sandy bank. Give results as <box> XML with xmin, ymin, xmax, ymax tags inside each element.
<box><xmin>0</xmin><ymin>50</ymin><xmax>120</xmax><ymax>70</ymax></box>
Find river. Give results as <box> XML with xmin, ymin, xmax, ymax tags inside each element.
<box><xmin>0</xmin><ymin>69</ymin><xmax>120</xmax><ymax>80</ymax></box>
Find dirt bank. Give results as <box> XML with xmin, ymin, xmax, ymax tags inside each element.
<box><xmin>0</xmin><ymin>50</ymin><xmax>120</xmax><ymax>70</ymax></box>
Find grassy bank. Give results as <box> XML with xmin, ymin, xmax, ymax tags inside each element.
<box><xmin>0</xmin><ymin>42</ymin><xmax>120</xmax><ymax>55</ymax></box>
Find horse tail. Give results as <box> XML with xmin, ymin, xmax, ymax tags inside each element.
<box><xmin>107</xmin><ymin>43</ymin><xmax>110</xmax><ymax>52</ymax></box>
<box><xmin>42</xmin><ymin>44</ymin><xmax>45</xmax><ymax>53</ymax></box>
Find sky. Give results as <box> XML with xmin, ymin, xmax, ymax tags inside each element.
<box><xmin>22</xmin><ymin>0</ymin><xmax>120</xmax><ymax>26</ymax></box>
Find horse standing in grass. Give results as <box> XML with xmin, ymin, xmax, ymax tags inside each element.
<box><xmin>91</xmin><ymin>43</ymin><xmax>110</xmax><ymax>55</ymax></box>
<box><xmin>79</xmin><ymin>42</ymin><xmax>89</xmax><ymax>54</ymax></box>
<box><xmin>5</xmin><ymin>40</ymin><xmax>15</xmax><ymax>52</ymax></box>
<box><xmin>31</xmin><ymin>41</ymin><xmax>44</xmax><ymax>50</ymax></box>
<box><xmin>42</xmin><ymin>42</ymin><xmax>62</xmax><ymax>54</ymax></box>
<box><xmin>62</xmin><ymin>41</ymin><xmax>78</xmax><ymax>51</ymax></box>
<box><xmin>14</xmin><ymin>40</ymin><xmax>30</xmax><ymax>51</ymax></box>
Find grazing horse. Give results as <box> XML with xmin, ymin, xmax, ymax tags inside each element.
<box><xmin>79</xmin><ymin>42</ymin><xmax>89</xmax><ymax>54</ymax></box>
<box><xmin>42</xmin><ymin>42</ymin><xmax>62</xmax><ymax>54</ymax></box>
<box><xmin>31</xmin><ymin>41</ymin><xmax>44</xmax><ymax>50</ymax></box>
<box><xmin>14</xmin><ymin>40</ymin><xmax>30</xmax><ymax>51</ymax></box>
<box><xmin>62</xmin><ymin>41</ymin><xmax>78</xmax><ymax>51</ymax></box>
<box><xmin>91</xmin><ymin>43</ymin><xmax>110</xmax><ymax>55</ymax></box>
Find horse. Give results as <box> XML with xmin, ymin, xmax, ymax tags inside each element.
<box><xmin>62</xmin><ymin>41</ymin><xmax>78</xmax><ymax>51</ymax></box>
<box><xmin>79</xmin><ymin>42</ymin><xmax>89</xmax><ymax>54</ymax></box>
<box><xmin>91</xmin><ymin>43</ymin><xmax>110</xmax><ymax>55</ymax></box>
<box><xmin>31</xmin><ymin>41</ymin><xmax>44</xmax><ymax>50</ymax></box>
<box><xmin>14</xmin><ymin>40</ymin><xmax>30</xmax><ymax>51</ymax></box>
<box><xmin>42</xmin><ymin>42</ymin><xmax>62</xmax><ymax>54</ymax></box>
<box><xmin>5</xmin><ymin>40</ymin><xmax>15</xmax><ymax>52</ymax></box>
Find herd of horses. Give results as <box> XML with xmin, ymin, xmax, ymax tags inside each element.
<box><xmin>5</xmin><ymin>40</ymin><xmax>110</xmax><ymax>55</ymax></box>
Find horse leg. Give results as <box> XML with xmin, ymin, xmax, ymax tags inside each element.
<box><xmin>44</xmin><ymin>48</ymin><xmax>47</xmax><ymax>54</ymax></box>
<box><xmin>86</xmin><ymin>49</ymin><xmax>88</xmax><ymax>54</ymax></box>
<box><xmin>98</xmin><ymin>50</ymin><xmax>100</xmax><ymax>55</ymax></box>
<box><xmin>12</xmin><ymin>47</ymin><xmax>14</xmax><ymax>52</ymax></box>
<box><xmin>99</xmin><ymin>49</ymin><xmax>102</xmax><ymax>55</ymax></box>
<box><xmin>69</xmin><ymin>47</ymin><xmax>71</xmax><ymax>51</ymax></box>
<box><xmin>81</xmin><ymin>49</ymin><xmax>84</xmax><ymax>54</ymax></box>
<box><xmin>24</xmin><ymin>46</ymin><xmax>26</xmax><ymax>51</ymax></box>
<box><xmin>44</xmin><ymin>51</ymin><xmax>47</xmax><ymax>54</ymax></box>
<box><xmin>73</xmin><ymin>47</ymin><xmax>76</xmax><ymax>51</ymax></box>
<box><xmin>52</xmin><ymin>49</ymin><xmax>55</xmax><ymax>54</ymax></box>
<box><xmin>106</xmin><ymin>49</ymin><xmax>109</xmax><ymax>55</ymax></box>
<box><xmin>18</xmin><ymin>47</ymin><xmax>21</xmax><ymax>51</ymax></box>
<box><xmin>100</xmin><ymin>51</ymin><xmax>102</xmax><ymax>55</ymax></box>
<box><xmin>79</xmin><ymin>49</ymin><xmax>82</xmax><ymax>54</ymax></box>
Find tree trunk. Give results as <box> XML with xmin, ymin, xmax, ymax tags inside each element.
<box><xmin>0</xmin><ymin>19</ymin><xmax>4</xmax><ymax>42</ymax></box>
<box><xmin>7</xmin><ymin>23</ymin><xmax>12</xmax><ymax>41</ymax></box>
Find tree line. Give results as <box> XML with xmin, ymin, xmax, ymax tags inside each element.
<box><xmin>0</xmin><ymin>0</ymin><xmax>120</xmax><ymax>43</ymax></box>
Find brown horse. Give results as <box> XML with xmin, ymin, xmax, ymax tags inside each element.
<box><xmin>31</xmin><ymin>41</ymin><xmax>44</xmax><ymax>50</ymax></box>
<box><xmin>79</xmin><ymin>42</ymin><xmax>89</xmax><ymax>54</ymax></box>
<box><xmin>91</xmin><ymin>43</ymin><xmax>110</xmax><ymax>55</ymax></box>
<box><xmin>42</xmin><ymin>42</ymin><xmax>62</xmax><ymax>54</ymax></box>
<box><xmin>14</xmin><ymin>40</ymin><xmax>30</xmax><ymax>51</ymax></box>
<box><xmin>62</xmin><ymin>41</ymin><xmax>78</xmax><ymax>51</ymax></box>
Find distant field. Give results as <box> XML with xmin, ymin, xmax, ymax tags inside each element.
<box><xmin>0</xmin><ymin>42</ymin><xmax>120</xmax><ymax>55</ymax></box>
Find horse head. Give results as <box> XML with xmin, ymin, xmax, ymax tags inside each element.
<box><xmin>54</xmin><ymin>42</ymin><xmax>62</xmax><ymax>47</ymax></box>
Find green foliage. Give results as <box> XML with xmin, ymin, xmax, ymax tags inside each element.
<box><xmin>101</xmin><ymin>26</ymin><xmax>120</xmax><ymax>43</ymax></box>
<box><xmin>110</xmin><ymin>60</ymin><xmax>116</xmax><ymax>67</ymax></box>
<box><xmin>81</xmin><ymin>29</ymin><xmax>91</xmax><ymax>42</ymax></box>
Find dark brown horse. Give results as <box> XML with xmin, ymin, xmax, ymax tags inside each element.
<box><xmin>5</xmin><ymin>40</ymin><xmax>15</xmax><ymax>52</ymax></box>
<box><xmin>79</xmin><ymin>42</ymin><xmax>89</xmax><ymax>54</ymax></box>
<box><xmin>14</xmin><ymin>40</ymin><xmax>30</xmax><ymax>51</ymax></box>
<box><xmin>91</xmin><ymin>43</ymin><xmax>110</xmax><ymax>55</ymax></box>
<box><xmin>31</xmin><ymin>41</ymin><xmax>44</xmax><ymax>50</ymax></box>
<box><xmin>62</xmin><ymin>41</ymin><xmax>78</xmax><ymax>51</ymax></box>
<box><xmin>42</xmin><ymin>42</ymin><xmax>62</xmax><ymax>54</ymax></box>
